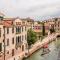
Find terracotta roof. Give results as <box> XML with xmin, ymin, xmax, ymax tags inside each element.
<box><xmin>2</xmin><ymin>20</ymin><xmax>13</xmax><ymax>27</ymax></box>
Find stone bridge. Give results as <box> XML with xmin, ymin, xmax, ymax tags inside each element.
<box><xmin>24</xmin><ymin>33</ymin><xmax>60</xmax><ymax>58</ymax></box>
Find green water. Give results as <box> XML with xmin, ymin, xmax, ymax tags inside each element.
<box><xmin>25</xmin><ymin>37</ymin><xmax>60</xmax><ymax>60</ymax></box>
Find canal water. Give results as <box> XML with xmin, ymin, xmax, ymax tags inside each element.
<box><xmin>25</xmin><ymin>37</ymin><xmax>60</xmax><ymax>60</ymax></box>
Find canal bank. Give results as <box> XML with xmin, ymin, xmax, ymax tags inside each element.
<box><xmin>23</xmin><ymin>33</ymin><xmax>58</xmax><ymax>60</ymax></box>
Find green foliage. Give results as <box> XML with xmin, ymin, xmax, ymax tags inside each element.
<box><xmin>49</xmin><ymin>25</ymin><xmax>55</xmax><ymax>34</ymax></box>
<box><xmin>37</xmin><ymin>21</ymin><xmax>41</xmax><ymax>24</ymax></box>
<box><xmin>0</xmin><ymin>16</ymin><xmax>3</xmax><ymax>20</ymax></box>
<box><xmin>50</xmin><ymin>28</ymin><xmax>55</xmax><ymax>34</ymax></box>
<box><xmin>27</xmin><ymin>29</ymin><xmax>37</xmax><ymax>46</ymax></box>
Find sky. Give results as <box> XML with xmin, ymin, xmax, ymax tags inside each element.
<box><xmin>0</xmin><ymin>0</ymin><xmax>60</xmax><ymax>20</ymax></box>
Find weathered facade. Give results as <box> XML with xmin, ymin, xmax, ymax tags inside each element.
<box><xmin>0</xmin><ymin>17</ymin><xmax>28</xmax><ymax>60</ymax></box>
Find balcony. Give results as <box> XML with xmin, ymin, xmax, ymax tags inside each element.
<box><xmin>15</xmin><ymin>42</ymin><xmax>23</xmax><ymax>49</ymax></box>
<box><xmin>16</xmin><ymin>32</ymin><xmax>21</xmax><ymax>34</ymax></box>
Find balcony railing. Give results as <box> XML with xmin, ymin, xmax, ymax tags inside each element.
<box><xmin>15</xmin><ymin>42</ymin><xmax>23</xmax><ymax>49</ymax></box>
<box><xmin>16</xmin><ymin>32</ymin><xmax>21</xmax><ymax>34</ymax></box>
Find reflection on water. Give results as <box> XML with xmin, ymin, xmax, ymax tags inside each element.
<box><xmin>25</xmin><ymin>37</ymin><xmax>60</xmax><ymax>60</ymax></box>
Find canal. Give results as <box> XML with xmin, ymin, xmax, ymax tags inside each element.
<box><xmin>24</xmin><ymin>37</ymin><xmax>60</xmax><ymax>60</ymax></box>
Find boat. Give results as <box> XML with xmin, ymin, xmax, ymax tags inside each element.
<box><xmin>41</xmin><ymin>48</ymin><xmax>50</xmax><ymax>56</ymax></box>
<box><xmin>41</xmin><ymin>44</ymin><xmax>50</xmax><ymax>56</ymax></box>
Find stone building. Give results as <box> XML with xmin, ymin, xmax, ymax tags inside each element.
<box><xmin>0</xmin><ymin>17</ymin><xmax>28</xmax><ymax>60</ymax></box>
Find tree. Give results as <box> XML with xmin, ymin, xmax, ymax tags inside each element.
<box><xmin>37</xmin><ymin>21</ymin><xmax>41</xmax><ymax>24</ymax></box>
<box><xmin>50</xmin><ymin>28</ymin><xmax>55</xmax><ymax>34</ymax></box>
<box><xmin>49</xmin><ymin>25</ymin><xmax>55</xmax><ymax>34</ymax></box>
<box><xmin>27</xmin><ymin>29</ymin><xmax>37</xmax><ymax>46</ymax></box>
<box><xmin>42</xmin><ymin>22</ymin><xmax>45</xmax><ymax>36</ymax></box>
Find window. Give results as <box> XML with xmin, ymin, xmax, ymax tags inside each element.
<box><xmin>25</xmin><ymin>35</ymin><xmax>26</xmax><ymax>40</ymax></box>
<box><xmin>16</xmin><ymin>27</ymin><xmax>21</xmax><ymax>33</ymax></box>
<box><xmin>19</xmin><ymin>36</ymin><xmax>21</xmax><ymax>43</ymax></box>
<box><xmin>7</xmin><ymin>28</ymin><xmax>9</xmax><ymax>34</ymax></box>
<box><xmin>22</xmin><ymin>35</ymin><xmax>24</xmax><ymax>41</ymax></box>
<box><xmin>0</xmin><ymin>28</ymin><xmax>1</xmax><ymax>37</ymax></box>
<box><xmin>16</xmin><ymin>37</ymin><xmax>18</xmax><ymax>45</ymax></box>
<box><xmin>22</xmin><ymin>45</ymin><xmax>24</xmax><ymax>51</ymax></box>
<box><xmin>16</xmin><ymin>27</ymin><xmax>18</xmax><ymax>33</ymax></box>
<box><xmin>7</xmin><ymin>39</ymin><xmax>9</xmax><ymax>46</ymax></box>
<box><xmin>58</xmin><ymin>24</ymin><xmax>59</xmax><ymax>27</ymax></box>
<box><xmin>0</xmin><ymin>43</ymin><xmax>2</xmax><ymax>52</ymax></box>
<box><xmin>19</xmin><ymin>27</ymin><xmax>21</xmax><ymax>33</ymax></box>
<box><xmin>3</xmin><ymin>39</ymin><xmax>4</xmax><ymax>42</ymax></box>
<box><xmin>58</xmin><ymin>29</ymin><xmax>59</xmax><ymax>31</ymax></box>
<box><xmin>26</xmin><ymin>44</ymin><xmax>28</xmax><ymax>49</ymax></box>
<box><xmin>38</xmin><ymin>26</ymin><xmax>40</xmax><ymax>29</ymax></box>
<box><xmin>16</xmin><ymin>36</ymin><xmax>20</xmax><ymax>45</ymax></box>
<box><xmin>12</xmin><ymin>37</ymin><xmax>14</xmax><ymax>44</ymax></box>
<box><xmin>12</xmin><ymin>27</ymin><xmax>14</xmax><ymax>33</ymax></box>
<box><xmin>12</xmin><ymin>49</ymin><xmax>14</xmax><ymax>56</ymax></box>
<box><xmin>18</xmin><ymin>27</ymin><xmax>19</xmax><ymax>32</ymax></box>
<box><xmin>18</xmin><ymin>36</ymin><xmax>19</xmax><ymax>43</ymax></box>
<box><xmin>16</xmin><ymin>22</ymin><xmax>21</xmax><ymax>25</ymax></box>
<box><xmin>14</xmin><ymin>58</ymin><xmax>15</xmax><ymax>60</ymax></box>
<box><xmin>55</xmin><ymin>24</ymin><xmax>56</xmax><ymax>27</ymax></box>
<box><xmin>22</xmin><ymin>27</ymin><xmax>23</xmax><ymax>32</ymax></box>
<box><xmin>25</xmin><ymin>26</ymin><xmax>26</xmax><ymax>31</ymax></box>
<box><xmin>7</xmin><ymin>51</ymin><xmax>9</xmax><ymax>54</ymax></box>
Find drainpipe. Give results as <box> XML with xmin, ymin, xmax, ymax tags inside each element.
<box><xmin>3</xmin><ymin>26</ymin><xmax>6</xmax><ymax>60</ymax></box>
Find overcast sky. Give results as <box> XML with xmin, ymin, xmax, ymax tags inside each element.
<box><xmin>0</xmin><ymin>0</ymin><xmax>60</xmax><ymax>20</ymax></box>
